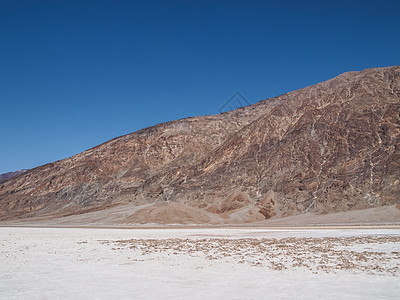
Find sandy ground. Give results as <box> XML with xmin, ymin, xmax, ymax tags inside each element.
<box><xmin>0</xmin><ymin>227</ymin><xmax>399</xmax><ymax>299</ymax></box>
<box><xmin>2</xmin><ymin>204</ymin><xmax>399</xmax><ymax>227</ymax></box>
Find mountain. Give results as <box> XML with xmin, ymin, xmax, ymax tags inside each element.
<box><xmin>0</xmin><ymin>170</ymin><xmax>28</xmax><ymax>181</ymax></box>
<box><xmin>1</xmin><ymin>66</ymin><xmax>399</xmax><ymax>225</ymax></box>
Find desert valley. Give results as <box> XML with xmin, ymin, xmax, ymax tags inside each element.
<box><xmin>1</xmin><ymin>66</ymin><xmax>399</xmax><ymax>299</ymax></box>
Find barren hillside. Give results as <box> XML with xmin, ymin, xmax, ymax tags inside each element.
<box><xmin>1</xmin><ymin>66</ymin><xmax>399</xmax><ymax>225</ymax></box>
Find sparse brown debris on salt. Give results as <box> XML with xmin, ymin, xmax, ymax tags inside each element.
<box><xmin>100</xmin><ymin>235</ymin><xmax>400</xmax><ymax>276</ymax></box>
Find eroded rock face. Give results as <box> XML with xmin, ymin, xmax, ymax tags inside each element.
<box><xmin>1</xmin><ymin>66</ymin><xmax>399</xmax><ymax>223</ymax></box>
<box><xmin>257</xmin><ymin>190</ymin><xmax>278</xmax><ymax>219</ymax></box>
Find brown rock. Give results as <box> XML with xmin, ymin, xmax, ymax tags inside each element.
<box><xmin>257</xmin><ymin>190</ymin><xmax>278</xmax><ymax>219</ymax></box>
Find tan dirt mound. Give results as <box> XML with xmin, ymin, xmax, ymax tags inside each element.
<box><xmin>206</xmin><ymin>190</ymin><xmax>252</xmax><ymax>214</ymax></box>
<box><xmin>123</xmin><ymin>202</ymin><xmax>212</xmax><ymax>224</ymax></box>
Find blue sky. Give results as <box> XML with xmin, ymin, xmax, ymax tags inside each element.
<box><xmin>1</xmin><ymin>0</ymin><xmax>399</xmax><ymax>174</ymax></box>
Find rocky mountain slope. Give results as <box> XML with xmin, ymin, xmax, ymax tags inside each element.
<box><xmin>1</xmin><ymin>66</ymin><xmax>399</xmax><ymax>224</ymax></box>
<box><xmin>0</xmin><ymin>170</ymin><xmax>27</xmax><ymax>181</ymax></box>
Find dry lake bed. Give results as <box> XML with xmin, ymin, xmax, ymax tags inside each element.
<box><xmin>0</xmin><ymin>226</ymin><xmax>399</xmax><ymax>299</ymax></box>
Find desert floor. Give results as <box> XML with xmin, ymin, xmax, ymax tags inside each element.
<box><xmin>0</xmin><ymin>227</ymin><xmax>399</xmax><ymax>299</ymax></box>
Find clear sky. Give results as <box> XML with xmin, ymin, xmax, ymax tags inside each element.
<box><xmin>1</xmin><ymin>0</ymin><xmax>400</xmax><ymax>174</ymax></box>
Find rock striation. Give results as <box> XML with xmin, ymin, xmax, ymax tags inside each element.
<box><xmin>1</xmin><ymin>66</ymin><xmax>399</xmax><ymax>224</ymax></box>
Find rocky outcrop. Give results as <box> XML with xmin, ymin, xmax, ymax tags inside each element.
<box><xmin>0</xmin><ymin>66</ymin><xmax>399</xmax><ymax>223</ymax></box>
